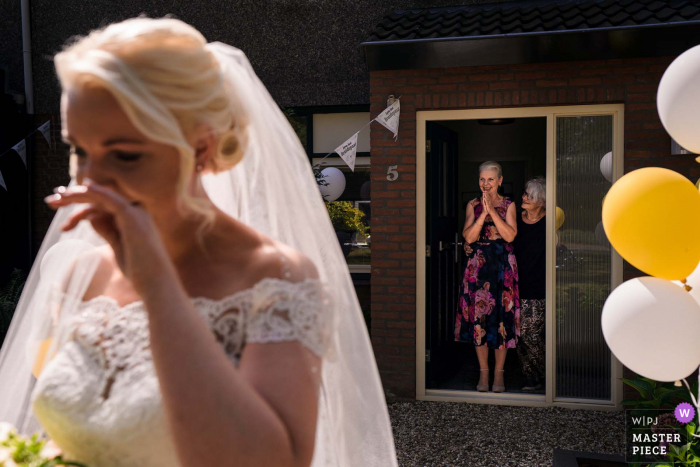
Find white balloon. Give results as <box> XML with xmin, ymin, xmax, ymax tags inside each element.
<box><xmin>658</xmin><ymin>44</ymin><xmax>700</xmax><ymax>154</ymax></box>
<box><xmin>319</xmin><ymin>167</ymin><xmax>346</xmax><ymax>202</ymax></box>
<box><xmin>602</xmin><ymin>277</ymin><xmax>700</xmax><ymax>382</ymax></box>
<box><xmin>595</xmin><ymin>221</ymin><xmax>611</xmax><ymax>249</ymax></box>
<box><xmin>40</xmin><ymin>239</ymin><xmax>96</xmax><ymax>281</ymax></box>
<box><xmin>600</xmin><ymin>151</ymin><xmax>613</xmax><ymax>183</ymax></box>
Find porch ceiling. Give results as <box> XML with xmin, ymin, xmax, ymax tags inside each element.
<box><xmin>362</xmin><ymin>0</ymin><xmax>700</xmax><ymax>70</ymax></box>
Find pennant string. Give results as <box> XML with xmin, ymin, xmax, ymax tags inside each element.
<box><xmin>312</xmin><ymin>96</ymin><xmax>400</xmax><ymax>170</ymax></box>
<box><xmin>312</xmin><ymin>118</ymin><xmax>376</xmax><ymax>170</ymax></box>
<box><xmin>0</xmin><ymin>120</ymin><xmax>53</xmax><ymax>161</ymax></box>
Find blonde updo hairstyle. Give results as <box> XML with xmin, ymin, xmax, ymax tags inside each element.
<box><xmin>55</xmin><ymin>16</ymin><xmax>249</xmax><ymax>229</ymax></box>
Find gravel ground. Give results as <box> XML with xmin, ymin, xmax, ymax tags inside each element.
<box><xmin>388</xmin><ymin>400</ymin><xmax>625</xmax><ymax>467</ymax></box>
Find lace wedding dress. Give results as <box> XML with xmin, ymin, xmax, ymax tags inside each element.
<box><xmin>31</xmin><ymin>277</ymin><xmax>330</xmax><ymax>467</ymax></box>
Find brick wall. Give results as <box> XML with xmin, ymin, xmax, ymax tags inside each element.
<box><xmin>369</xmin><ymin>56</ymin><xmax>697</xmax><ymax>399</ymax></box>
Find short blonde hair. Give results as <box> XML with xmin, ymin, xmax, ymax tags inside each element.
<box><xmin>55</xmin><ymin>16</ymin><xmax>249</xmax><ymax>229</ymax></box>
<box><xmin>478</xmin><ymin>161</ymin><xmax>502</xmax><ymax>179</ymax></box>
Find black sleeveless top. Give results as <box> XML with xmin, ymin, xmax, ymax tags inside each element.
<box><xmin>512</xmin><ymin>214</ymin><xmax>546</xmax><ymax>300</ymax></box>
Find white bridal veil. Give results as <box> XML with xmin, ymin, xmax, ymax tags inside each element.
<box><xmin>0</xmin><ymin>18</ymin><xmax>398</xmax><ymax>467</ymax></box>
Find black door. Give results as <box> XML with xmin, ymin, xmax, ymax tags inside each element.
<box><xmin>425</xmin><ymin>122</ymin><xmax>459</xmax><ymax>388</ymax></box>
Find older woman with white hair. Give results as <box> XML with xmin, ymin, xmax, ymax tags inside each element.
<box><xmin>457</xmin><ymin>161</ymin><xmax>519</xmax><ymax>393</ymax></box>
<box><xmin>512</xmin><ymin>176</ymin><xmax>546</xmax><ymax>391</ymax></box>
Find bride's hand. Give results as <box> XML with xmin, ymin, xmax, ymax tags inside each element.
<box><xmin>45</xmin><ymin>179</ymin><xmax>174</xmax><ymax>294</ymax></box>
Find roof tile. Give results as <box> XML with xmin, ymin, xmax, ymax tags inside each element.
<box><xmin>366</xmin><ymin>0</ymin><xmax>700</xmax><ymax>43</ymax></box>
<box><xmin>680</xmin><ymin>5</ymin><xmax>700</xmax><ymax>19</ymax></box>
<box><xmin>657</xmin><ymin>7</ymin><xmax>679</xmax><ymax>20</ymax></box>
<box><xmin>587</xmin><ymin>13</ymin><xmax>610</xmax><ymax>27</ymax></box>
<box><xmin>632</xmin><ymin>10</ymin><xmax>655</xmax><ymax>22</ymax></box>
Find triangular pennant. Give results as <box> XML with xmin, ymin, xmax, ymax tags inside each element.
<box><xmin>12</xmin><ymin>140</ymin><xmax>27</xmax><ymax>168</ymax></box>
<box><xmin>334</xmin><ymin>132</ymin><xmax>359</xmax><ymax>172</ymax></box>
<box><xmin>0</xmin><ymin>170</ymin><xmax>5</xmax><ymax>191</ymax></box>
<box><xmin>39</xmin><ymin>120</ymin><xmax>52</xmax><ymax>147</ymax></box>
<box><xmin>376</xmin><ymin>99</ymin><xmax>400</xmax><ymax>140</ymax></box>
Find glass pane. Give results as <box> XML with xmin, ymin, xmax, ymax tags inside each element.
<box><xmin>283</xmin><ymin>109</ymin><xmax>308</xmax><ymax>151</ymax></box>
<box><xmin>325</xmin><ymin>166</ymin><xmax>371</xmax><ymax>267</ymax></box>
<box><xmin>555</xmin><ymin>115</ymin><xmax>613</xmax><ymax>400</ymax></box>
<box><xmin>313</xmin><ymin>113</ymin><xmax>371</xmax><ymax>153</ymax></box>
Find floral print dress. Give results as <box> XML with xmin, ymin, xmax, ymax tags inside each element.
<box><xmin>455</xmin><ymin>197</ymin><xmax>520</xmax><ymax>349</ymax></box>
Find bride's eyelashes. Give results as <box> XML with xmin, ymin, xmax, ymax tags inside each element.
<box><xmin>111</xmin><ymin>151</ymin><xmax>143</xmax><ymax>162</ymax></box>
<box><xmin>69</xmin><ymin>145</ymin><xmax>143</xmax><ymax>163</ymax></box>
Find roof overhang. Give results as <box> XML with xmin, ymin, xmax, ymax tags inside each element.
<box><xmin>362</xmin><ymin>22</ymin><xmax>700</xmax><ymax>71</ymax></box>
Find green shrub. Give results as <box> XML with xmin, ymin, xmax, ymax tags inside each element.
<box><xmin>326</xmin><ymin>201</ymin><xmax>368</xmax><ymax>236</ymax></box>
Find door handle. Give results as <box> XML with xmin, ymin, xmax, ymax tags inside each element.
<box><xmin>453</xmin><ymin>233</ymin><xmax>463</xmax><ymax>263</ymax></box>
<box><xmin>440</xmin><ymin>236</ymin><xmax>464</xmax><ymax>263</ymax></box>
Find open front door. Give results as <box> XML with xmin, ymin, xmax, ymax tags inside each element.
<box><xmin>425</xmin><ymin>122</ymin><xmax>459</xmax><ymax>388</ymax></box>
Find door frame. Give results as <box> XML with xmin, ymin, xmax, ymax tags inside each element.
<box><xmin>416</xmin><ymin>104</ymin><xmax>625</xmax><ymax>410</ymax></box>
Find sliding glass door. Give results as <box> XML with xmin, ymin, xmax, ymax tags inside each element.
<box><xmin>554</xmin><ymin>114</ymin><xmax>615</xmax><ymax>402</ymax></box>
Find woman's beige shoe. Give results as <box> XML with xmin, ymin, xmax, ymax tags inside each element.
<box><xmin>492</xmin><ymin>369</ymin><xmax>505</xmax><ymax>393</ymax></box>
<box><xmin>476</xmin><ymin>368</ymin><xmax>489</xmax><ymax>392</ymax></box>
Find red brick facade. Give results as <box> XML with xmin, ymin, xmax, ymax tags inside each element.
<box><xmin>369</xmin><ymin>56</ymin><xmax>697</xmax><ymax>399</ymax></box>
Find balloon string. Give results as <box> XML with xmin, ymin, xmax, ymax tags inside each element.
<box><xmin>682</xmin><ymin>377</ymin><xmax>700</xmax><ymax>438</ymax></box>
<box><xmin>682</xmin><ymin>278</ymin><xmax>693</xmax><ymax>292</ymax></box>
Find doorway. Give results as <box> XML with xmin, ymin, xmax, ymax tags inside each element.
<box><xmin>425</xmin><ymin>117</ymin><xmax>547</xmax><ymax>394</ymax></box>
<box><xmin>417</xmin><ymin>105</ymin><xmax>624</xmax><ymax>409</ymax></box>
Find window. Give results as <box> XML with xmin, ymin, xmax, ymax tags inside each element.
<box><xmin>285</xmin><ymin>107</ymin><xmax>372</xmax><ymax>274</ymax></box>
<box><xmin>314</xmin><ymin>158</ymin><xmax>371</xmax><ymax>273</ymax></box>
<box><xmin>312</xmin><ymin>113</ymin><xmax>371</xmax><ymax>154</ymax></box>
<box><xmin>283</xmin><ymin>109</ymin><xmax>308</xmax><ymax>152</ymax></box>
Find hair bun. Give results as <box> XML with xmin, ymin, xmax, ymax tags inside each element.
<box><xmin>212</xmin><ymin>123</ymin><xmax>248</xmax><ymax>172</ymax></box>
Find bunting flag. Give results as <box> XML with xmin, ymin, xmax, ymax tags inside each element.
<box><xmin>334</xmin><ymin>132</ymin><xmax>359</xmax><ymax>172</ymax></box>
<box><xmin>12</xmin><ymin>140</ymin><xmax>27</xmax><ymax>168</ymax></box>
<box><xmin>0</xmin><ymin>120</ymin><xmax>58</xmax><ymax>181</ymax></box>
<box><xmin>311</xmin><ymin>98</ymin><xmax>400</xmax><ymax>172</ymax></box>
<box><xmin>376</xmin><ymin>98</ymin><xmax>401</xmax><ymax>140</ymax></box>
<box><xmin>39</xmin><ymin>120</ymin><xmax>52</xmax><ymax>147</ymax></box>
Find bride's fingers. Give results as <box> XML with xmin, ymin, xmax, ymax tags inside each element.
<box><xmin>45</xmin><ymin>181</ymin><xmax>132</xmax><ymax>217</ymax></box>
<box><xmin>61</xmin><ymin>206</ymin><xmax>101</xmax><ymax>232</ymax></box>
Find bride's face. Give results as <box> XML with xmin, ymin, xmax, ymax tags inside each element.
<box><xmin>62</xmin><ymin>81</ymin><xmax>186</xmax><ymax>215</ymax></box>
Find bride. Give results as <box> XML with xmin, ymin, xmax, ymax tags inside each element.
<box><xmin>0</xmin><ymin>17</ymin><xmax>397</xmax><ymax>467</ymax></box>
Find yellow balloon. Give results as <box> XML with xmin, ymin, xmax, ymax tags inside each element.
<box><xmin>555</xmin><ymin>207</ymin><xmax>565</xmax><ymax>230</ymax></box>
<box><xmin>32</xmin><ymin>338</ymin><xmax>53</xmax><ymax>379</ymax></box>
<box><xmin>602</xmin><ymin>168</ymin><xmax>700</xmax><ymax>280</ymax></box>
<box><xmin>696</xmin><ymin>178</ymin><xmax>700</xmax><ymax>190</ymax></box>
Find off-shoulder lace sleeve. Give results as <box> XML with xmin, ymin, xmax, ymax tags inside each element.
<box><xmin>246</xmin><ymin>278</ymin><xmax>334</xmax><ymax>357</ymax></box>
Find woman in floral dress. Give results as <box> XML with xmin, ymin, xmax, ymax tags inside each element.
<box><xmin>456</xmin><ymin>161</ymin><xmax>520</xmax><ymax>393</ymax></box>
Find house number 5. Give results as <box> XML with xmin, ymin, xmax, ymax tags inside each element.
<box><xmin>387</xmin><ymin>165</ymin><xmax>399</xmax><ymax>181</ymax></box>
